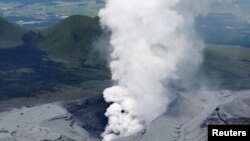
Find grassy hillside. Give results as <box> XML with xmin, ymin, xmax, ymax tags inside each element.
<box><xmin>0</xmin><ymin>15</ymin><xmax>110</xmax><ymax>99</ymax></box>
<box><xmin>0</xmin><ymin>17</ymin><xmax>28</xmax><ymax>48</ymax></box>
<box><xmin>201</xmin><ymin>44</ymin><xmax>250</xmax><ymax>90</ymax></box>
<box><xmin>39</xmin><ymin>15</ymin><xmax>108</xmax><ymax>75</ymax></box>
<box><xmin>40</xmin><ymin>15</ymin><xmax>102</xmax><ymax>58</ymax></box>
<box><xmin>0</xmin><ymin>15</ymin><xmax>249</xmax><ymax>100</ymax></box>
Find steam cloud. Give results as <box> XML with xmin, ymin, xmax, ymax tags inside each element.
<box><xmin>99</xmin><ymin>0</ymin><xmax>205</xmax><ymax>140</ymax></box>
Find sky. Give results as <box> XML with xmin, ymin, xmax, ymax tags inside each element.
<box><xmin>0</xmin><ymin>0</ymin><xmax>104</xmax><ymax>28</ymax></box>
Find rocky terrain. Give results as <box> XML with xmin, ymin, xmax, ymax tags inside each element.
<box><xmin>0</xmin><ymin>95</ymin><xmax>106</xmax><ymax>141</ymax></box>
<box><xmin>0</xmin><ymin>89</ymin><xmax>249</xmax><ymax>141</ymax></box>
<box><xmin>0</xmin><ymin>103</ymin><xmax>94</xmax><ymax>141</ymax></box>
<box><xmin>118</xmin><ymin>90</ymin><xmax>250</xmax><ymax>141</ymax></box>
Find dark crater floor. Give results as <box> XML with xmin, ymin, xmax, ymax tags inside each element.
<box><xmin>63</xmin><ymin>95</ymin><xmax>109</xmax><ymax>138</ymax></box>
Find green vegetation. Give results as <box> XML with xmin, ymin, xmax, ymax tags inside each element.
<box><xmin>39</xmin><ymin>15</ymin><xmax>110</xmax><ymax>81</ymax></box>
<box><xmin>0</xmin><ymin>17</ymin><xmax>28</xmax><ymax>48</ymax></box>
<box><xmin>40</xmin><ymin>15</ymin><xmax>106</xmax><ymax>68</ymax></box>
<box><xmin>41</xmin><ymin>16</ymin><xmax>101</xmax><ymax>57</ymax></box>
<box><xmin>0</xmin><ymin>15</ymin><xmax>110</xmax><ymax>100</ymax></box>
<box><xmin>201</xmin><ymin>44</ymin><xmax>250</xmax><ymax>90</ymax></box>
<box><xmin>0</xmin><ymin>15</ymin><xmax>249</xmax><ymax>101</ymax></box>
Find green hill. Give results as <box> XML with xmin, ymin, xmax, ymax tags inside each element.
<box><xmin>39</xmin><ymin>15</ymin><xmax>109</xmax><ymax>80</ymax></box>
<box><xmin>41</xmin><ymin>15</ymin><xmax>100</xmax><ymax>53</ymax></box>
<box><xmin>201</xmin><ymin>44</ymin><xmax>250</xmax><ymax>90</ymax></box>
<box><xmin>0</xmin><ymin>17</ymin><xmax>28</xmax><ymax>48</ymax></box>
<box><xmin>0</xmin><ymin>15</ymin><xmax>110</xmax><ymax>99</ymax></box>
<box><xmin>0</xmin><ymin>15</ymin><xmax>249</xmax><ymax>100</ymax></box>
<box><xmin>39</xmin><ymin>15</ymin><xmax>106</xmax><ymax>69</ymax></box>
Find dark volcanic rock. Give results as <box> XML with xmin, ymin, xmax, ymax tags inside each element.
<box><xmin>63</xmin><ymin>95</ymin><xmax>109</xmax><ymax>138</ymax></box>
<box><xmin>201</xmin><ymin>97</ymin><xmax>250</xmax><ymax>127</ymax></box>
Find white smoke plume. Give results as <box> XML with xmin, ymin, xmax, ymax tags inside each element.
<box><xmin>98</xmin><ymin>0</ymin><xmax>206</xmax><ymax>140</ymax></box>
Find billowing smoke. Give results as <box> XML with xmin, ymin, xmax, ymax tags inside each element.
<box><xmin>99</xmin><ymin>0</ymin><xmax>205</xmax><ymax>140</ymax></box>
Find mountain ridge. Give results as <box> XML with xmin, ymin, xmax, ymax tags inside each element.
<box><xmin>0</xmin><ymin>15</ymin><xmax>249</xmax><ymax>100</ymax></box>
<box><xmin>0</xmin><ymin>17</ymin><xmax>29</xmax><ymax>48</ymax></box>
<box><xmin>0</xmin><ymin>15</ymin><xmax>110</xmax><ymax>99</ymax></box>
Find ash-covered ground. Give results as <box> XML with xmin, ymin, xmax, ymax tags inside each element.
<box><xmin>0</xmin><ymin>88</ymin><xmax>249</xmax><ymax>141</ymax></box>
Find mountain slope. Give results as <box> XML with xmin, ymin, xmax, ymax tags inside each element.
<box><xmin>0</xmin><ymin>15</ymin><xmax>110</xmax><ymax>100</ymax></box>
<box><xmin>0</xmin><ymin>17</ymin><xmax>28</xmax><ymax>48</ymax></box>
<box><xmin>40</xmin><ymin>15</ymin><xmax>101</xmax><ymax>57</ymax></box>
<box><xmin>40</xmin><ymin>15</ymin><xmax>110</xmax><ymax>81</ymax></box>
<box><xmin>39</xmin><ymin>15</ymin><xmax>107</xmax><ymax>70</ymax></box>
<box><xmin>117</xmin><ymin>90</ymin><xmax>250</xmax><ymax>141</ymax></box>
<box><xmin>0</xmin><ymin>15</ymin><xmax>249</xmax><ymax>100</ymax></box>
<box><xmin>200</xmin><ymin>44</ymin><xmax>250</xmax><ymax>90</ymax></box>
<box><xmin>0</xmin><ymin>103</ymin><xmax>97</xmax><ymax>141</ymax></box>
